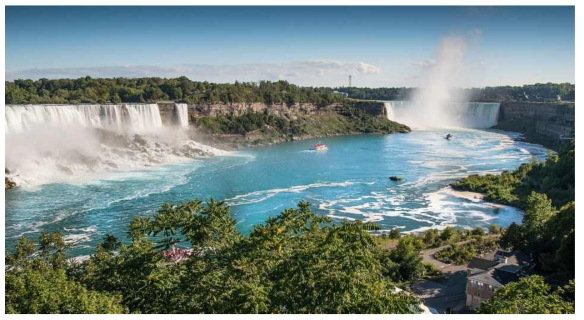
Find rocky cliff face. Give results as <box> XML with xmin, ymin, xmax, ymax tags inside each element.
<box><xmin>496</xmin><ymin>102</ymin><xmax>575</xmax><ymax>149</ymax></box>
<box><xmin>157</xmin><ymin>101</ymin><xmax>386</xmax><ymax>123</ymax></box>
<box><xmin>5</xmin><ymin>169</ymin><xmax>16</xmax><ymax>189</ymax></box>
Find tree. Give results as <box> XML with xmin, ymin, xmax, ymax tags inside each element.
<box><xmin>523</xmin><ymin>192</ymin><xmax>556</xmax><ymax>240</ymax></box>
<box><xmin>488</xmin><ymin>224</ymin><xmax>501</xmax><ymax>235</ymax></box>
<box><xmin>3</xmin><ymin>200</ymin><xmax>422</xmax><ymax>314</ymax></box>
<box><xmin>440</xmin><ymin>226</ymin><xmax>457</xmax><ymax>242</ymax></box>
<box><xmin>388</xmin><ymin>236</ymin><xmax>425</xmax><ymax>282</ymax></box>
<box><xmin>471</xmin><ymin>226</ymin><xmax>485</xmax><ymax>237</ymax></box>
<box><xmin>389</xmin><ymin>228</ymin><xmax>401</xmax><ymax>239</ymax></box>
<box><xmin>476</xmin><ymin>276</ymin><xmax>574</xmax><ymax>314</ymax></box>
<box><xmin>5</xmin><ymin>235</ymin><xmax>126</xmax><ymax>314</ymax></box>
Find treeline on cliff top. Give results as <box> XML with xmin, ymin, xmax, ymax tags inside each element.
<box><xmin>5</xmin><ymin>76</ymin><xmax>575</xmax><ymax>105</ymax></box>
<box><xmin>336</xmin><ymin>82</ymin><xmax>575</xmax><ymax>102</ymax></box>
<box><xmin>5</xmin><ymin>77</ymin><xmax>345</xmax><ymax>105</ymax></box>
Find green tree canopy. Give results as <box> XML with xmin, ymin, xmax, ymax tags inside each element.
<box><xmin>476</xmin><ymin>275</ymin><xmax>574</xmax><ymax>314</ymax></box>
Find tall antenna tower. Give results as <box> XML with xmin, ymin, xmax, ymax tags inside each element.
<box><xmin>349</xmin><ymin>75</ymin><xmax>352</xmax><ymax>88</ymax></box>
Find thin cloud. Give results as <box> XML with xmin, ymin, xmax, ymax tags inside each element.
<box><xmin>5</xmin><ymin>60</ymin><xmax>381</xmax><ymax>84</ymax></box>
<box><xmin>469</xmin><ymin>28</ymin><xmax>483</xmax><ymax>37</ymax></box>
<box><xmin>410</xmin><ymin>59</ymin><xmax>436</xmax><ymax>69</ymax></box>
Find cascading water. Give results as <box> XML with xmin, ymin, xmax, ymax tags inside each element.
<box><xmin>5</xmin><ymin>104</ymin><xmax>164</xmax><ymax>134</ymax></box>
<box><xmin>174</xmin><ymin>103</ymin><xmax>189</xmax><ymax>128</ymax></box>
<box><xmin>5</xmin><ymin>103</ymin><xmax>225</xmax><ymax>187</ymax></box>
<box><xmin>5</xmin><ymin>105</ymin><xmax>103</xmax><ymax>133</ymax></box>
<box><xmin>455</xmin><ymin>102</ymin><xmax>500</xmax><ymax>129</ymax></box>
<box><xmin>384</xmin><ymin>101</ymin><xmax>407</xmax><ymax>122</ymax></box>
<box><xmin>125</xmin><ymin>104</ymin><xmax>163</xmax><ymax>133</ymax></box>
<box><xmin>384</xmin><ymin>102</ymin><xmax>395</xmax><ymax>121</ymax></box>
<box><xmin>382</xmin><ymin>101</ymin><xmax>500</xmax><ymax>129</ymax></box>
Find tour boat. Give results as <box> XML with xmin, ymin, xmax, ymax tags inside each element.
<box><xmin>309</xmin><ymin>142</ymin><xmax>328</xmax><ymax>151</ymax></box>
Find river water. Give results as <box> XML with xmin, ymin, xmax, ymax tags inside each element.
<box><xmin>5</xmin><ymin>128</ymin><xmax>548</xmax><ymax>257</ymax></box>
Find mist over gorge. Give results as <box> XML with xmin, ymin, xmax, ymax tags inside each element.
<box><xmin>5</xmin><ymin>103</ymin><xmax>225</xmax><ymax>187</ymax></box>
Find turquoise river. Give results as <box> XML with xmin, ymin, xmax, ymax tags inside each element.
<box><xmin>5</xmin><ymin>129</ymin><xmax>548</xmax><ymax>257</ymax></box>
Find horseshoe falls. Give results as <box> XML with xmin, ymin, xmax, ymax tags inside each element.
<box><xmin>384</xmin><ymin>101</ymin><xmax>500</xmax><ymax>129</ymax></box>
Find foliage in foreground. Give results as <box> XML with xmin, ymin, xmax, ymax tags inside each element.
<box><xmin>6</xmin><ymin>201</ymin><xmax>425</xmax><ymax>314</ymax></box>
<box><xmin>500</xmin><ymin>193</ymin><xmax>575</xmax><ymax>281</ymax></box>
<box><xmin>5</xmin><ymin>234</ymin><xmax>125</xmax><ymax>314</ymax></box>
<box><xmin>476</xmin><ymin>275</ymin><xmax>574</xmax><ymax>314</ymax></box>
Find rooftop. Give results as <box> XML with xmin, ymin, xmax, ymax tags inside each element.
<box><xmin>466</xmin><ymin>251</ymin><xmax>533</xmax><ymax>288</ymax></box>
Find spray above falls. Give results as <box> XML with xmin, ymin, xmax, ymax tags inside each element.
<box><xmin>388</xmin><ymin>36</ymin><xmax>495</xmax><ymax>129</ymax></box>
<box><xmin>5</xmin><ymin>103</ymin><xmax>226</xmax><ymax>187</ymax></box>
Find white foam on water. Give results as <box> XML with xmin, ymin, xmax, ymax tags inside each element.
<box><xmin>5</xmin><ymin>104</ymin><xmax>230</xmax><ymax>188</ymax></box>
<box><xmin>226</xmin><ymin>181</ymin><xmax>368</xmax><ymax>207</ymax></box>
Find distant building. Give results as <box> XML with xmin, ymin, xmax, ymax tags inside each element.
<box><xmin>465</xmin><ymin>251</ymin><xmax>530</xmax><ymax>310</ymax></box>
<box><xmin>332</xmin><ymin>91</ymin><xmax>349</xmax><ymax>98</ymax></box>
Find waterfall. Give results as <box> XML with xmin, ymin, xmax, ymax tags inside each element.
<box><xmin>125</xmin><ymin>104</ymin><xmax>163</xmax><ymax>133</ymax></box>
<box><xmin>454</xmin><ymin>103</ymin><xmax>500</xmax><ymax>129</ymax></box>
<box><xmin>5</xmin><ymin>103</ymin><xmax>227</xmax><ymax>187</ymax></box>
<box><xmin>381</xmin><ymin>101</ymin><xmax>499</xmax><ymax>129</ymax></box>
<box><xmin>5</xmin><ymin>105</ymin><xmax>103</xmax><ymax>133</ymax></box>
<box><xmin>5</xmin><ymin>104</ymin><xmax>163</xmax><ymax>134</ymax></box>
<box><xmin>101</xmin><ymin>104</ymin><xmax>124</xmax><ymax>131</ymax></box>
<box><xmin>175</xmin><ymin>103</ymin><xmax>189</xmax><ymax>128</ymax></box>
<box><xmin>383</xmin><ymin>101</ymin><xmax>408</xmax><ymax>122</ymax></box>
<box><xmin>384</xmin><ymin>102</ymin><xmax>395</xmax><ymax>121</ymax></box>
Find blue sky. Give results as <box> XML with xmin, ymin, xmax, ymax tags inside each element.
<box><xmin>5</xmin><ymin>6</ymin><xmax>575</xmax><ymax>87</ymax></box>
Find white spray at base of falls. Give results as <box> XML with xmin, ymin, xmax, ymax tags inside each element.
<box><xmin>384</xmin><ymin>101</ymin><xmax>500</xmax><ymax>129</ymax></box>
<box><xmin>391</xmin><ymin>36</ymin><xmax>499</xmax><ymax>129</ymax></box>
<box><xmin>382</xmin><ymin>36</ymin><xmax>500</xmax><ymax>129</ymax></box>
<box><xmin>175</xmin><ymin>103</ymin><xmax>189</xmax><ymax>128</ymax></box>
<box><xmin>5</xmin><ymin>103</ymin><xmax>227</xmax><ymax>188</ymax></box>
